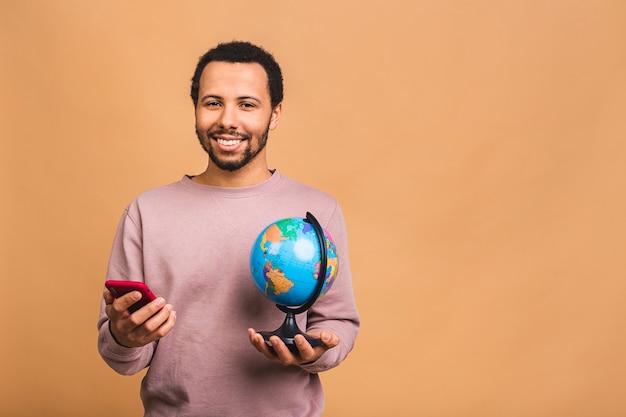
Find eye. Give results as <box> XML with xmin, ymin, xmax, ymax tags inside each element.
<box><xmin>240</xmin><ymin>102</ymin><xmax>256</xmax><ymax>109</ymax></box>
<box><xmin>204</xmin><ymin>101</ymin><xmax>221</xmax><ymax>108</ymax></box>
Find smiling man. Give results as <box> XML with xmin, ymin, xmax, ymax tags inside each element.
<box><xmin>193</xmin><ymin>60</ymin><xmax>280</xmax><ymax>183</ymax></box>
<box><xmin>97</xmin><ymin>41</ymin><xmax>360</xmax><ymax>416</ymax></box>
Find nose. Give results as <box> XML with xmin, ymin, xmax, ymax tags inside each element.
<box><xmin>217</xmin><ymin>104</ymin><xmax>238</xmax><ymax>130</ymax></box>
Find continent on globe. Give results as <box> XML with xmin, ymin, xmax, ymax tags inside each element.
<box><xmin>263</xmin><ymin>260</ymin><xmax>295</xmax><ymax>295</ymax></box>
<box><xmin>260</xmin><ymin>224</ymin><xmax>287</xmax><ymax>249</ymax></box>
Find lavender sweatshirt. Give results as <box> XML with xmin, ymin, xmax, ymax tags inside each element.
<box><xmin>97</xmin><ymin>171</ymin><xmax>360</xmax><ymax>417</ymax></box>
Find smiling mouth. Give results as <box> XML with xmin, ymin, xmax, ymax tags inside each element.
<box><xmin>216</xmin><ymin>138</ymin><xmax>242</xmax><ymax>146</ymax></box>
<box><xmin>210</xmin><ymin>129</ymin><xmax>250</xmax><ymax>145</ymax></box>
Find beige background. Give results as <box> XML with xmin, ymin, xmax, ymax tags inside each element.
<box><xmin>2</xmin><ymin>1</ymin><xmax>625</xmax><ymax>416</ymax></box>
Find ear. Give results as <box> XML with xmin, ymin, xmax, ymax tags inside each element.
<box><xmin>269</xmin><ymin>103</ymin><xmax>282</xmax><ymax>130</ymax></box>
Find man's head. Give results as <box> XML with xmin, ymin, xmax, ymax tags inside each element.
<box><xmin>190</xmin><ymin>41</ymin><xmax>284</xmax><ymax>109</ymax></box>
<box><xmin>192</xmin><ymin>42</ymin><xmax>283</xmax><ymax>177</ymax></box>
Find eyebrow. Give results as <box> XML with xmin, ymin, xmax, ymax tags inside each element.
<box><xmin>200</xmin><ymin>94</ymin><xmax>262</xmax><ymax>103</ymax></box>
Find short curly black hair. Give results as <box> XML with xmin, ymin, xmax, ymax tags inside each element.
<box><xmin>190</xmin><ymin>41</ymin><xmax>284</xmax><ymax>109</ymax></box>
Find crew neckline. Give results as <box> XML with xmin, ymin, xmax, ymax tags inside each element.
<box><xmin>181</xmin><ymin>169</ymin><xmax>282</xmax><ymax>198</ymax></box>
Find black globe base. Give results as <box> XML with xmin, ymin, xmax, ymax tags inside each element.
<box><xmin>260</xmin><ymin>311</ymin><xmax>322</xmax><ymax>355</ymax></box>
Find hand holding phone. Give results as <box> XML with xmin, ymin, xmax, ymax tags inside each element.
<box><xmin>104</xmin><ymin>279</ymin><xmax>176</xmax><ymax>348</ymax></box>
<box><xmin>105</xmin><ymin>280</ymin><xmax>157</xmax><ymax>313</ymax></box>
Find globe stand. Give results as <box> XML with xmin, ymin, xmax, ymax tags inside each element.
<box><xmin>259</xmin><ymin>311</ymin><xmax>322</xmax><ymax>353</ymax></box>
<box><xmin>259</xmin><ymin>212</ymin><xmax>328</xmax><ymax>355</ymax></box>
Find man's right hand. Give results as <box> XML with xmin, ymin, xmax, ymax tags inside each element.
<box><xmin>104</xmin><ymin>289</ymin><xmax>177</xmax><ymax>348</ymax></box>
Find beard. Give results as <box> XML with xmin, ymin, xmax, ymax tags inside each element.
<box><xmin>196</xmin><ymin>124</ymin><xmax>270</xmax><ymax>172</ymax></box>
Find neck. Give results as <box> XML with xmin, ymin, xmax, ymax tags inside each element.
<box><xmin>192</xmin><ymin>164</ymin><xmax>273</xmax><ymax>187</ymax></box>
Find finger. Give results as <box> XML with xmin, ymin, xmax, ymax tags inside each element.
<box><xmin>121</xmin><ymin>306</ymin><xmax>177</xmax><ymax>347</ymax></box>
<box><xmin>305</xmin><ymin>330</ymin><xmax>339</xmax><ymax>350</ymax></box>
<box><xmin>129</xmin><ymin>297</ymin><xmax>167</xmax><ymax>323</ymax></box>
<box><xmin>269</xmin><ymin>336</ymin><xmax>300</xmax><ymax>366</ymax></box>
<box><xmin>293</xmin><ymin>334</ymin><xmax>317</xmax><ymax>362</ymax></box>
<box><xmin>140</xmin><ymin>304</ymin><xmax>174</xmax><ymax>334</ymax></box>
<box><xmin>319</xmin><ymin>331</ymin><xmax>339</xmax><ymax>350</ymax></box>
<box><xmin>142</xmin><ymin>307</ymin><xmax>177</xmax><ymax>342</ymax></box>
<box><xmin>248</xmin><ymin>330</ymin><xmax>276</xmax><ymax>357</ymax></box>
<box><xmin>103</xmin><ymin>289</ymin><xmax>115</xmax><ymax>304</ymax></box>
<box><xmin>105</xmin><ymin>300</ymin><xmax>130</xmax><ymax>321</ymax></box>
<box><xmin>112</xmin><ymin>291</ymin><xmax>143</xmax><ymax>314</ymax></box>
<box><xmin>247</xmin><ymin>328</ymin><xmax>264</xmax><ymax>349</ymax></box>
<box><xmin>112</xmin><ymin>298</ymin><xmax>168</xmax><ymax>339</ymax></box>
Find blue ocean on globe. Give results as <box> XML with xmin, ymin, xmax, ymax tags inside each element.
<box><xmin>249</xmin><ymin>217</ymin><xmax>338</xmax><ymax>307</ymax></box>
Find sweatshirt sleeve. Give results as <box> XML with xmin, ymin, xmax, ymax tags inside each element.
<box><xmin>300</xmin><ymin>203</ymin><xmax>360</xmax><ymax>373</ymax></box>
<box><xmin>97</xmin><ymin>205</ymin><xmax>156</xmax><ymax>375</ymax></box>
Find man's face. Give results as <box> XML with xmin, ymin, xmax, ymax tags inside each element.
<box><xmin>195</xmin><ymin>61</ymin><xmax>281</xmax><ymax>172</ymax></box>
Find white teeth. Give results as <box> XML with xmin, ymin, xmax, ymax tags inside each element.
<box><xmin>217</xmin><ymin>138</ymin><xmax>241</xmax><ymax>146</ymax></box>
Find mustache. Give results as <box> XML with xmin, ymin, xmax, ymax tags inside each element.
<box><xmin>205</xmin><ymin>128</ymin><xmax>251</xmax><ymax>140</ymax></box>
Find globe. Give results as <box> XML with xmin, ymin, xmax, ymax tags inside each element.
<box><xmin>250</xmin><ymin>215</ymin><xmax>339</xmax><ymax>308</ymax></box>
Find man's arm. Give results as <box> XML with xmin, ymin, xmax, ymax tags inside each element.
<box><xmin>97</xmin><ymin>206</ymin><xmax>177</xmax><ymax>375</ymax></box>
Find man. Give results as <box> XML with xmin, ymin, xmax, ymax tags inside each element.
<box><xmin>97</xmin><ymin>41</ymin><xmax>360</xmax><ymax>416</ymax></box>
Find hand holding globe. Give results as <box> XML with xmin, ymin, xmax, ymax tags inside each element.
<box><xmin>249</xmin><ymin>212</ymin><xmax>338</xmax><ymax>354</ymax></box>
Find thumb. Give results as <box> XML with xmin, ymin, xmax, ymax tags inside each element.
<box><xmin>320</xmin><ymin>331</ymin><xmax>338</xmax><ymax>349</ymax></box>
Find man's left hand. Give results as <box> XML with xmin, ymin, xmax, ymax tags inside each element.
<box><xmin>247</xmin><ymin>328</ymin><xmax>339</xmax><ymax>366</ymax></box>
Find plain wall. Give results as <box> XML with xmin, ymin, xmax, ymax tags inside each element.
<box><xmin>1</xmin><ymin>1</ymin><xmax>625</xmax><ymax>416</ymax></box>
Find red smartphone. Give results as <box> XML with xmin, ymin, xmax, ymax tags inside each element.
<box><xmin>105</xmin><ymin>280</ymin><xmax>157</xmax><ymax>313</ymax></box>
